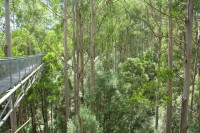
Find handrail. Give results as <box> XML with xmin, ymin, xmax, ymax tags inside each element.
<box><xmin>0</xmin><ymin>63</ymin><xmax>44</xmax><ymax>105</ymax></box>
<box><xmin>0</xmin><ymin>54</ymin><xmax>44</xmax><ymax>95</ymax></box>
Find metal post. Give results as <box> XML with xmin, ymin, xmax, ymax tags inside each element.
<box><xmin>18</xmin><ymin>59</ymin><xmax>20</xmax><ymax>80</ymax></box>
<box><xmin>9</xmin><ymin>60</ymin><xmax>12</xmax><ymax>87</ymax></box>
<box><xmin>24</xmin><ymin>58</ymin><xmax>26</xmax><ymax>75</ymax></box>
<box><xmin>10</xmin><ymin>95</ymin><xmax>17</xmax><ymax>133</ymax></box>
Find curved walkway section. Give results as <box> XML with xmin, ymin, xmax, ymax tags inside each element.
<box><xmin>0</xmin><ymin>55</ymin><xmax>44</xmax><ymax>95</ymax></box>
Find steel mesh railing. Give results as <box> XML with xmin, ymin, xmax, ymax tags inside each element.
<box><xmin>0</xmin><ymin>54</ymin><xmax>44</xmax><ymax>95</ymax></box>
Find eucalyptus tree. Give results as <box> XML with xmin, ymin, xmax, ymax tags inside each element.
<box><xmin>4</xmin><ymin>0</ymin><xmax>17</xmax><ymax>132</ymax></box>
<box><xmin>72</xmin><ymin>0</ymin><xmax>78</xmax><ymax>116</ymax></box>
<box><xmin>180</xmin><ymin>0</ymin><xmax>194</xmax><ymax>132</ymax></box>
<box><xmin>166</xmin><ymin>0</ymin><xmax>173</xmax><ymax>132</ymax></box>
<box><xmin>63</xmin><ymin>0</ymin><xmax>70</xmax><ymax>132</ymax></box>
<box><xmin>5</xmin><ymin>0</ymin><xmax>11</xmax><ymax>57</ymax></box>
<box><xmin>90</xmin><ymin>0</ymin><xmax>95</xmax><ymax>111</ymax></box>
<box><xmin>188</xmin><ymin>2</ymin><xmax>200</xmax><ymax>127</ymax></box>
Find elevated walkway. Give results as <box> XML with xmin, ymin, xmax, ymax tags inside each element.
<box><xmin>0</xmin><ymin>54</ymin><xmax>44</xmax><ymax>131</ymax></box>
<box><xmin>0</xmin><ymin>55</ymin><xmax>43</xmax><ymax>94</ymax></box>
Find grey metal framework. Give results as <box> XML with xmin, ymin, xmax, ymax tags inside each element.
<box><xmin>0</xmin><ymin>55</ymin><xmax>43</xmax><ymax>94</ymax></box>
<box><xmin>0</xmin><ymin>55</ymin><xmax>44</xmax><ymax>130</ymax></box>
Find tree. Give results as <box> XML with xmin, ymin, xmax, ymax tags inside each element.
<box><xmin>5</xmin><ymin>0</ymin><xmax>11</xmax><ymax>57</ymax></box>
<box><xmin>63</xmin><ymin>0</ymin><xmax>70</xmax><ymax>131</ymax></box>
<box><xmin>155</xmin><ymin>0</ymin><xmax>162</xmax><ymax>130</ymax></box>
<box><xmin>90</xmin><ymin>0</ymin><xmax>95</xmax><ymax>109</ymax></box>
<box><xmin>5</xmin><ymin>0</ymin><xmax>17</xmax><ymax>132</ymax></box>
<box><xmin>166</xmin><ymin>0</ymin><xmax>173</xmax><ymax>132</ymax></box>
<box><xmin>180</xmin><ymin>0</ymin><xmax>194</xmax><ymax>132</ymax></box>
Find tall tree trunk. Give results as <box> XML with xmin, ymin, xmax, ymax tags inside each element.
<box><xmin>155</xmin><ymin>1</ymin><xmax>162</xmax><ymax>130</ymax></box>
<box><xmin>50</xmin><ymin>102</ymin><xmax>53</xmax><ymax>133</ymax></box>
<box><xmin>166</xmin><ymin>0</ymin><xmax>173</xmax><ymax>132</ymax></box>
<box><xmin>74</xmin><ymin>0</ymin><xmax>80</xmax><ymax>115</ymax></box>
<box><xmin>90</xmin><ymin>0</ymin><xmax>95</xmax><ymax>108</ymax></box>
<box><xmin>80</xmin><ymin>10</ymin><xmax>85</xmax><ymax>103</ymax></box>
<box><xmin>179</xmin><ymin>0</ymin><xmax>194</xmax><ymax>132</ymax></box>
<box><xmin>40</xmin><ymin>88</ymin><xmax>48</xmax><ymax>132</ymax></box>
<box><xmin>31</xmin><ymin>103</ymin><xmax>37</xmax><ymax>133</ymax></box>
<box><xmin>5</xmin><ymin>0</ymin><xmax>12</xmax><ymax>57</ymax></box>
<box><xmin>189</xmin><ymin>42</ymin><xmax>199</xmax><ymax>122</ymax></box>
<box><xmin>197</xmin><ymin>18</ymin><xmax>200</xmax><ymax>133</ymax></box>
<box><xmin>63</xmin><ymin>0</ymin><xmax>70</xmax><ymax>131</ymax></box>
<box><xmin>146</xmin><ymin>8</ymin><xmax>151</xmax><ymax>51</ymax></box>
<box><xmin>189</xmin><ymin>12</ymin><xmax>199</xmax><ymax>124</ymax></box>
<box><xmin>77</xmin><ymin>2</ymin><xmax>84</xmax><ymax>133</ymax></box>
<box><xmin>72</xmin><ymin>0</ymin><xmax>77</xmax><ymax>115</ymax></box>
<box><xmin>125</xmin><ymin>27</ymin><xmax>130</xmax><ymax>58</ymax></box>
<box><xmin>198</xmin><ymin>64</ymin><xmax>200</xmax><ymax>133</ymax></box>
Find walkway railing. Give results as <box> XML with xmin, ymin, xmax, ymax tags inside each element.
<box><xmin>0</xmin><ymin>55</ymin><xmax>44</xmax><ymax>95</ymax></box>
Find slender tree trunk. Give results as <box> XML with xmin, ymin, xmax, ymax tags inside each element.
<box><xmin>189</xmin><ymin>13</ymin><xmax>199</xmax><ymax>123</ymax></box>
<box><xmin>40</xmin><ymin>88</ymin><xmax>48</xmax><ymax>132</ymax></box>
<box><xmin>90</xmin><ymin>0</ymin><xmax>95</xmax><ymax>108</ymax></box>
<box><xmin>74</xmin><ymin>0</ymin><xmax>80</xmax><ymax>115</ymax></box>
<box><xmin>179</xmin><ymin>0</ymin><xmax>194</xmax><ymax>132</ymax></box>
<box><xmin>166</xmin><ymin>0</ymin><xmax>173</xmax><ymax>132</ymax></box>
<box><xmin>27</xmin><ymin>2</ymin><xmax>36</xmax><ymax>55</ymax></box>
<box><xmin>72</xmin><ymin>0</ymin><xmax>78</xmax><ymax>115</ymax></box>
<box><xmin>155</xmin><ymin>1</ymin><xmax>162</xmax><ymax>130</ymax></box>
<box><xmin>5</xmin><ymin>1</ymin><xmax>15</xmax><ymax>131</ymax></box>
<box><xmin>63</xmin><ymin>0</ymin><xmax>70</xmax><ymax>131</ymax></box>
<box><xmin>114</xmin><ymin>40</ymin><xmax>117</xmax><ymax>72</ymax></box>
<box><xmin>5</xmin><ymin>0</ymin><xmax>11</xmax><ymax>57</ymax></box>
<box><xmin>189</xmin><ymin>43</ymin><xmax>199</xmax><ymax>122</ymax></box>
<box><xmin>197</xmin><ymin>21</ymin><xmax>200</xmax><ymax>133</ymax></box>
<box><xmin>198</xmin><ymin>64</ymin><xmax>200</xmax><ymax>133</ymax></box>
<box><xmin>125</xmin><ymin>27</ymin><xmax>129</xmax><ymax>58</ymax></box>
<box><xmin>147</xmin><ymin>8</ymin><xmax>150</xmax><ymax>50</ymax></box>
<box><xmin>50</xmin><ymin>102</ymin><xmax>53</xmax><ymax>133</ymax></box>
<box><xmin>79</xmin><ymin>3</ymin><xmax>84</xmax><ymax>132</ymax></box>
<box><xmin>31</xmin><ymin>103</ymin><xmax>37</xmax><ymax>133</ymax></box>
<box><xmin>80</xmin><ymin>10</ymin><xmax>85</xmax><ymax>103</ymax></box>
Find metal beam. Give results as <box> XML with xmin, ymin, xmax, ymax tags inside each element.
<box><xmin>0</xmin><ymin>63</ymin><xmax>43</xmax><ymax>128</ymax></box>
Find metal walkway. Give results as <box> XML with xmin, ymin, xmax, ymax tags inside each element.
<box><xmin>0</xmin><ymin>54</ymin><xmax>44</xmax><ymax>131</ymax></box>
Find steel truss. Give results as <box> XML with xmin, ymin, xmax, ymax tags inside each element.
<box><xmin>0</xmin><ymin>63</ymin><xmax>43</xmax><ymax>128</ymax></box>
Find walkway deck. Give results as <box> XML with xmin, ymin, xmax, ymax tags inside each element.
<box><xmin>0</xmin><ymin>55</ymin><xmax>43</xmax><ymax>95</ymax></box>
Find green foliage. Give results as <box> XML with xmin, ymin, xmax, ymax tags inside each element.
<box><xmin>157</xmin><ymin>68</ymin><xmax>174</xmax><ymax>81</ymax></box>
<box><xmin>118</xmin><ymin>58</ymin><xmax>157</xmax><ymax>131</ymax></box>
<box><xmin>12</xmin><ymin>28</ymin><xmax>39</xmax><ymax>56</ymax></box>
<box><xmin>120</xmin><ymin>58</ymin><xmax>149</xmax><ymax>91</ymax></box>
<box><xmin>68</xmin><ymin>106</ymin><xmax>102</xmax><ymax>133</ymax></box>
<box><xmin>43</xmin><ymin>52</ymin><xmax>62</xmax><ymax>71</ymax></box>
<box><xmin>87</xmin><ymin>69</ymin><xmax>131</xmax><ymax>132</ymax></box>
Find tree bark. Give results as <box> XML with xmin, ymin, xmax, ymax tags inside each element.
<box><xmin>80</xmin><ymin>9</ymin><xmax>85</xmax><ymax>103</ymax></box>
<box><xmin>64</xmin><ymin>0</ymin><xmax>70</xmax><ymax>131</ymax></box>
<box><xmin>166</xmin><ymin>0</ymin><xmax>173</xmax><ymax>132</ymax></box>
<box><xmin>198</xmin><ymin>64</ymin><xmax>200</xmax><ymax>133</ymax></box>
<box><xmin>5</xmin><ymin>0</ymin><xmax>12</xmax><ymax>57</ymax></box>
<box><xmin>155</xmin><ymin>1</ymin><xmax>162</xmax><ymax>130</ymax></box>
<box><xmin>31</xmin><ymin>103</ymin><xmax>37</xmax><ymax>133</ymax></box>
<box><xmin>179</xmin><ymin>0</ymin><xmax>194</xmax><ymax>132</ymax></box>
<box><xmin>72</xmin><ymin>0</ymin><xmax>78</xmax><ymax>115</ymax></box>
<box><xmin>189</xmin><ymin>12</ymin><xmax>199</xmax><ymax>124</ymax></box>
<box><xmin>40</xmin><ymin>88</ymin><xmax>48</xmax><ymax>132</ymax></box>
<box><xmin>74</xmin><ymin>0</ymin><xmax>80</xmax><ymax>115</ymax></box>
<box><xmin>90</xmin><ymin>0</ymin><xmax>95</xmax><ymax>108</ymax></box>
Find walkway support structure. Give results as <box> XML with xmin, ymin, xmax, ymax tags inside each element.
<box><xmin>0</xmin><ymin>55</ymin><xmax>44</xmax><ymax>132</ymax></box>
